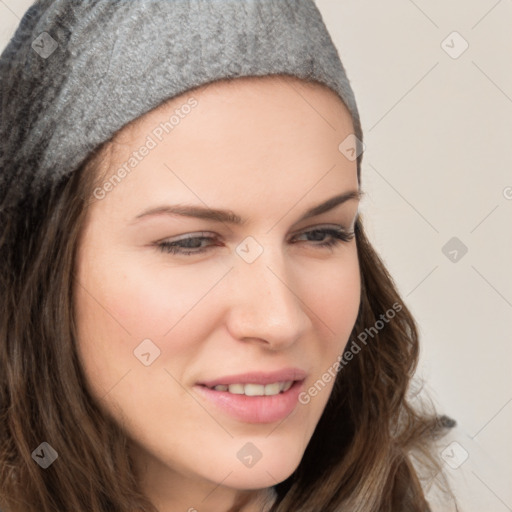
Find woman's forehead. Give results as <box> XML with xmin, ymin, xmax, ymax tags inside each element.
<box><xmin>87</xmin><ymin>76</ymin><xmax>357</xmax><ymax>212</ymax></box>
<box><xmin>109</xmin><ymin>76</ymin><xmax>354</xmax><ymax>165</ymax></box>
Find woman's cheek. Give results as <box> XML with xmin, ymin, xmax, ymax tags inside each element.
<box><xmin>91</xmin><ymin>250</ymin><xmax>205</xmax><ymax>334</ymax></box>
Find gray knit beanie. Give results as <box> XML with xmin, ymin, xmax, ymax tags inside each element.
<box><xmin>0</xmin><ymin>0</ymin><xmax>362</xmax><ymax>209</ymax></box>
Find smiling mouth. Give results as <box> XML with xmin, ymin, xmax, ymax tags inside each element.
<box><xmin>202</xmin><ymin>380</ymin><xmax>294</xmax><ymax>396</ymax></box>
<box><xmin>195</xmin><ymin>377</ymin><xmax>305</xmax><ymax>423</ymax></box>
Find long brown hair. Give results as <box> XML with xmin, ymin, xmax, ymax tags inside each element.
<box><xmin>1</xmin><ymin>88</ymin><xmax>456</xmax><ymax>511</ymax></box>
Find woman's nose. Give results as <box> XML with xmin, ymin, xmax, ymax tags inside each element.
<box><xmin>224</xmin><ymin>241</ymin><xmax>312</xmax><ymax>350</ymax></box>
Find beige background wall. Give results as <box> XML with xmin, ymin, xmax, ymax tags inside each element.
<box><xmin>1</xmin><ymin>1</ymin><xmax>511</xmax><ymax>510</ymax></box>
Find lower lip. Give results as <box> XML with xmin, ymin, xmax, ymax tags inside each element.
<box><xmin>194</xmin><ymin>381</ymin><xmax>304</xmax><ymax>424</ymax></box>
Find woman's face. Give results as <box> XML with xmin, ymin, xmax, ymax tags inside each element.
<box><xmin>74</xmin><ymin>75</ymin><xmax>361</xmax><ymax>510</ymax></box>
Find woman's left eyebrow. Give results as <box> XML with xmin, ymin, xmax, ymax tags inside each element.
<box><xmin>130</xmin><ymin>189</ymin><xmax>362</xmax><ymax>226</ymax></box>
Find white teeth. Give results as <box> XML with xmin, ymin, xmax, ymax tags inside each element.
<box><xmin>228</xmin><ymin>383</ymin><xmax>245</xmax><ymax>395</ymax></box>
<box><xmin>264</xmin><ymin>382</ymin><xmax>281</xmax><ymax>396</ymax></box>
<box><xmin>282</xmin><ymin>381</ymin><xmax>293</xmax><ymax>392</ymax></box>
<box><xmin>210</xmin><ymin>381</ymin><xmax>294</xmax><ymax>396</ymax></box>
<box><xmin>243</xmin><ymin>384</ymin><xmax>265</xmax><ymax>396</ymax></box>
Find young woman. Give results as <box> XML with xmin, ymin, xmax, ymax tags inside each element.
<box><xmin>0</xmin><ymin>1</ymin><xmax>456</xmax><ymax>511</ymax></box>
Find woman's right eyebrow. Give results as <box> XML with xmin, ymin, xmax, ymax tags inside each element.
<box><xmin>130</xmin><ymin>189</ymin><xmax>362</xmax><ymax>226</ymax></box>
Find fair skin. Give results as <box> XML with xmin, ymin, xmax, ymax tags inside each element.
<box><xmin>74</xmin><ymin>75</ymin><xmax>361</xmax><ymax>512</ymax></box>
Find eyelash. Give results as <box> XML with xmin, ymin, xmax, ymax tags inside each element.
<box><xmin>155</xmin><ymin>226</ymin><xmax>355</xmax><ymax>256</ymax></box>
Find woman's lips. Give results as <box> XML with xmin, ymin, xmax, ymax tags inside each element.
<box><xmin>198</xmin><ymin>368</ymin><xmax>307</xmax><ymax>388</ymax></box>
<box><xmin>193</xmin><ymin>379</ymin><xmax>305</xmax><ymax>424</ymax></box>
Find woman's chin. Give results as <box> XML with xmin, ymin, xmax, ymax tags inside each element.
<box><xmin>213</xmin><ymin>450</ymin><xmax>302</xmax><ymax>490</ymax></box>
<box><xmin>220</xmin><ymin>468</ymin><xmax>292</xmax><ymax>491</ymax></box>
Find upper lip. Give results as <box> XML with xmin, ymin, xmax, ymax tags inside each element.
<box><xmin>198</xmin><ymin>368</ymin><xmax>307</xmax><ymax>388</ymax></box>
